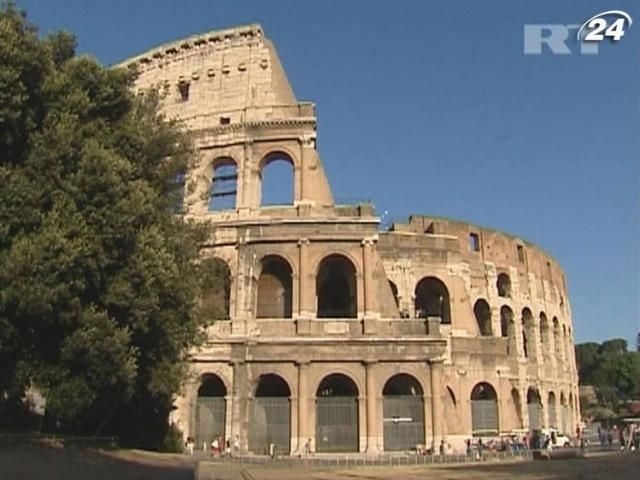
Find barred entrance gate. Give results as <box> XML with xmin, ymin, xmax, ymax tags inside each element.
<box><xmin>249</xmin><ymin>374</ymin><xmax>291</xmax><ymax>455</ymax></box>
<box><xmin>527</xmin><ymin>388</ymin><xmax>542</xmax><ymax>431</ymax></box>
<box><xmin>470</xmin><ymin>382</ymin><xmax>498</xmax><ymax>436</ymax></box>
<box><xmin>316</xmin><ymin>374</ymin><xmax>359</xmax><ymax>452</ymax></box>
<box><xmin>382</xmin><ymin>374</ymin><xmax>424</xmax><ymax>451</ymax></box>
<box><xmin>195</xmin><ymin>375</ymin><xmax>227</xmax><ymax>448</ymax></box>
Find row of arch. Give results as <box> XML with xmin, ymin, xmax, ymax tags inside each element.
<box><xmin>494</xmin><ymin>273</ymin><xmax>566</xmax><ymax>312</ymax></box>
<box><xmin>208</xmin><ymin>153</ymin><xmax>295</xmax><ymax>210</ymax></box>
<box><xmin>204</xmin><ymin>254</ymin><xmax>452</xmax><ymax>322</ymax></box>
<box><xmin>203</xmin><ymin>253</ymin><xmax>573</xmax><ymax>346</ymax></box>
<box><xmin>194</xmin><ymin>373</ymin><xmax>576</xmax><ymax>453</ymax></box>
<box><xmin>472</xmin><ymin>300</ymin><xmax>574</xmax><ymax>363</ymax></box>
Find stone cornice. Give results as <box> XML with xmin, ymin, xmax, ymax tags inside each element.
<box><xmin>189</xmin><ymin>117</ymin><xmax>316</xmax><ymax>138</ymax></box>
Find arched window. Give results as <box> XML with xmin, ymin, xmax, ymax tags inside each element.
<box><xmin>470</xmin><ymin>383</ymin><xmax>498</xmax><ymax>436</ymax></box>
<box><xmin>497</xmin><ymin>273</ymin><xmax>511</xmax><ymax>298</ymax></box>
<box><xmin>199</xmin><ymin>258</ymin><xmax>231</xmax><ymax>319</ymax></box>
<box><xmin>414</xmin><ymin>277</ymin><xmax>451</xmax><ymax>324</ymax></box>
<box><xmin>256</xmin><ymin>256</ymin><xmax>293</xmax><ymax>318</ymax></box>
<box><xmin>249</xmin><ymin>374</ymin><xmax>291</xmax><ymax>454</ymax></box>
<box><xmin>473</xmin><ymin>299</ymin><xmax>492</xmax><ymax>336</ymax></box>
<box><xmin>382</xmin><ymin>374</ymin><xmax>424</xmax><ymax>451</ymax></box>
<box><xmin>195</xmin><ymin>374</ymin><xmax>227</xmax><ymax>446</ymax></box>
<box><xmin>260</xmin><ymin>152</ymin><xmax>294</xmax><ymax>206</ymax></box>
<box><xmin>209</xmin><ymin>159</ymin><xmax>238</xmax><ymax>211</ymax></box>
<box><xmin>316</xmin><ymin>254</ymin><xmax>357</xmax><ymax>318</ymax></box>
<box><xmin>315</xmin><ymin>374</ymin><xmax>359</xmax><ymax>452</ymax></box>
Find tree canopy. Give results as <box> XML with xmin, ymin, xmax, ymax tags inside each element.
<box><xmin>0</xmin><ymin>3</ymin><xmax>210</xmax><ymax>448</ymax></box>
<box><xmin>575</xmin><ymin>339</ymin><xmax>640</xmax><ymax>417</ymax></box>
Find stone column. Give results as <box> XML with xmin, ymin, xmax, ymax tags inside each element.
<box><xmin>295</xmin><ymin>362</ymin><xmax>310</xmax><ymax>453</ymax></box>
<box><xmin>361</xmin><ymin>238</ymin><xmax>376</xmax><ymax>317</ymax></box>
<box><xmin>297</xmin><ymin>239</ymin><xmax>313</xmax><ymax>320</ymax></box>
<box><xmin>365</xmin><ymin>361</ymin><xmax>379</xmax><ymax>453</ymax></box>
<box><xmin>231</xmin><ymin>361</ymin><xmax>249</xmax><ymax>452</ymax></box>
<box><xmin>429</xmin><ymin>361</ymin><xmax>444</xmax><ymax>448</ymax></box>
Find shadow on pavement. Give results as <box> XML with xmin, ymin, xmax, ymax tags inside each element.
<box><xmin>0</xmin><ymin>443</ymin><xmax>195</xmax><ymax>480</ymax></box>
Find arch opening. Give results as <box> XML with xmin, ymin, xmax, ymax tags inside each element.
<box><xmin>249</xmin><ymin>374</ymin><xmax>292</xmax><ymax>455</ymax></box>
<box><xmin>200</xmin><ymin>258</ymin><xmax>231</xmax><ymax>320</ymax></box>
<box><xmin>522</xmin><ymin>308</ymin><xmax>535</xmax><ymax>360</ymax></box>
<box><xmin>260</xmin><ymin>153</ymin><xmax>294</xmax><ymax>206</ymax></box>
<box><xmin>195</xmin><ymin>374</ymin><xmax>227</xmax><ymax>448</ymax></box>
<box><xmin>473</xmin><ymin>299</ymin><xmax>492</xmax><ymax>336</ymax></box>
<box><xmin>470</xmin><ymin>382</ymin><xmax>498</xmax><ymax>436</ymax></box>
<box><xmin>209</xmin><ymin>159</ymin><xmax>237</xmax><ymax>211</ymax></box>
<box><xmin>316</xmin><ymin>255</ymin><xmax>357</xmax><ymax>318</ymax></box>
<box><xmin>382</xmin><ymin>374</ymin><xmax>424</xmax><ymax>451</ymax></box>
<box><xmin>500</xmin><ymin>306</ymin><xmax>516</xmax><ymax>356</ymax></box>
<box><xmin>256</xmin><ymin>256</ymin><xmax>293</xmax><ymax>318</ymax></box>
<box><xmin>414</xmin><ymin>276</ymin><xmax>451</xmax><ymax>324</ymax></box>
<box><xmin>315</xmin><ymin>374</ymin><xmax>359</xmax><ymax>452</ymax></box>
<box><xmin>497</xmin><ymin>273</ymin><xmax>511</xmax><ymax>298</ymax></box>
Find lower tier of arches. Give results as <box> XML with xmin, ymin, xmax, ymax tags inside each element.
<box><xmin>177</xmin><ymin>361</ymin><xmax>579</xmax><ymax>454</ymax></box>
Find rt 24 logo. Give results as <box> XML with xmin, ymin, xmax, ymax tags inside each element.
<box><xmin>524</xmin><ymin>10</ymin><xmax>633</xmax><ymax>55</ymax></box>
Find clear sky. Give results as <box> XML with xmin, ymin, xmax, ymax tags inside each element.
<box><xmin>15</xmin><ymin>0</ymin><xmax>640</xmax><ymax>347</ymax></box>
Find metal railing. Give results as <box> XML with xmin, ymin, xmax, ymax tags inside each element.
<box><xmin>194</xmin><ymin>448</ymin><xmax>533</xmax><ymax>468</ymax></box>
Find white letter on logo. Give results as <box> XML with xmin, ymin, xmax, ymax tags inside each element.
<box><xmin>524</xmin><ymin>25</ymin><xmax>571</xmax><ymax>54</ymax></box>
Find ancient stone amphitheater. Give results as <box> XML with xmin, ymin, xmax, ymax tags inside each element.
<box><xmin>118</xmin><ymin>24</ymin><xmax>579</xmax><ymax>454</ymax></box>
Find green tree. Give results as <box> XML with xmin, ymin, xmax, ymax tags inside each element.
<box><xmin>0</xmin><ymin>3</ymin><xmax>209</xmax><ymax>448</ymax></box>
<box><xmin>575</xmin><ymin>338</ymin><xmax>640</xmax><ymax>415</ymax></box>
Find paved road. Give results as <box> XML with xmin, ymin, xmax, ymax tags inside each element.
<box><xmin>197</xmin><ymin>452</ymin><xmax>640</xmax><ymax>480</ymax></box>
<box><xmin>0</xmin><ymin>444</ymin><xmax>198</xmax><ymax>480</ymax></box>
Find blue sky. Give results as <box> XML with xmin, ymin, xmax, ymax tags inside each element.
<box><xmin>16</xmin><ymin>0</ymin><xmax>639</xmax><ymax>347</ymax></box>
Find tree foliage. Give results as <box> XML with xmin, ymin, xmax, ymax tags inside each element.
<box><xmin>575</xmin><ymin>339</ymin><xmax>640</xmax><ymax>414</ymax></box>
<box><xmin>0</xmin><ymin>3</ymin><xmax>209</xmax><ymax>447</ymax></box>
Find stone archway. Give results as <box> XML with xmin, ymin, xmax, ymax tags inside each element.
<box><xmin>315</xmin><ymin>374</ymin><xmax>359</xmax><ymax>452</ymax></box>
<box><xmin>470</xmin><ymin>382</ymin><xmax>498</xmax><ymax>436</ymax></box>
<box><xmin>249</xmin><ymin>374</ymin><xmax>292</xmax><ymax>454</ymax></box>
<box><xmin>382</xmin><ymin>374</ymin><xmax>424</xmax><ymax>451</ymax></box>
<box><xmin>195</xmin><ymin>374</ymin><xmax>227</xmax><ymax>448</ymax></box>
<box><xmin>256</xmin><ymin>256</ymin><xmax>293</xmax><ymax>318</ymax></box>
<box><xmin>316</xmin><ymin>255</ymin><xmax>357</xmax><ymax>318</ymax></box>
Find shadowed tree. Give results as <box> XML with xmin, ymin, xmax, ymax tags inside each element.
<box><xmin>0</xmin><ymin>3</ymin><xmax>215</xmax><ymax>448</ymax></box>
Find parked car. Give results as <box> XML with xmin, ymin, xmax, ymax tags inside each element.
<box><xmin>542</xmin><ymin>429</ymin><xmax>572</xmax><ymax>447</ymax></box>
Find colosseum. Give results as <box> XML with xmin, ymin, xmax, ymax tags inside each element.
<box><xmin>118</xmin><ymin>24</ymin><xmax>580</xmax><ymax>454</ymax></box>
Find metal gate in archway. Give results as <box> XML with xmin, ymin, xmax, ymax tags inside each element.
<box><xmin>316</xmin><ymin>397</ymin><xmax>359</xmax><ymax>452</ymax></box>
<box><xmin>471</xmin><ymin>399</ymin><xmax>498</xmax><ymax>435</ymax></box>
<box><xmin>383</xmin><ymin>396</ymin><xmax>424</xmax><ymax>451</ymax></box>
<box><xmin>195</xmin><ymin>397</ymin><xmax>226</xmax><ymax>447</ymax></box>
<box><xmin>249</xmin><ymin>397</ymin><xmax>291</xmax><ymax>454</ymax></box>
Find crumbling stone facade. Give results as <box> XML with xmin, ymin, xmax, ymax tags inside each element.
<box><xmin>118</xmin><ymin>24</ymin><xmax>579</xmax><ymax>454</ymax></box>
